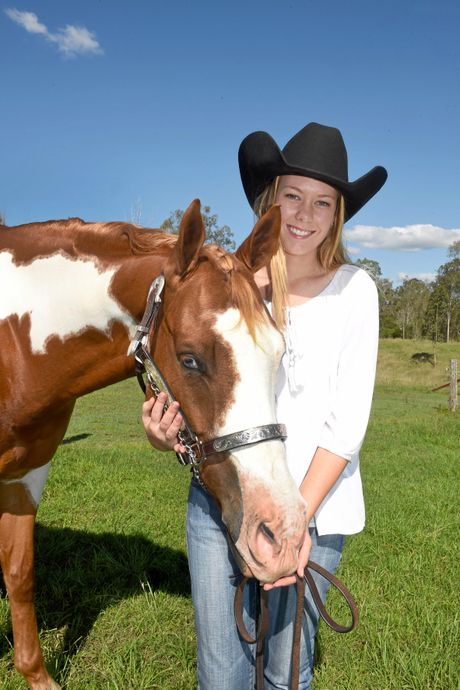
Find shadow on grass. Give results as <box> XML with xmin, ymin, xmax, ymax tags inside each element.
<box><xmin>61</xmin><ymin>433</ymin><xmax>92</xmax><ymax>444</ymax></box>
<box><xmin>1</xmin><ymin>524</ymin><xmax>190</xmax><ymax>677</ymax></box>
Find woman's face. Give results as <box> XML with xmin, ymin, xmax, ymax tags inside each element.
<box><xmin>274</xmin><ymin>175</ymin><xmax>339</xmax><ymax>259</ymax></box>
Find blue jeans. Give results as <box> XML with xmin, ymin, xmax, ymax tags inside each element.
<box><xmin>186</xmin><ymin>480</ymin><xmax>345</xmax><ymax>690</ymax></box>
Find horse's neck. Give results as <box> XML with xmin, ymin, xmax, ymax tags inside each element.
<box><xmin>7</xmin><ymin>250</ymin><xmax>165</xmax><ymax>403</ymax></box>
<box><xmin>58</xmin><ymin>253</ymin><xmax>166</xmax><ymax>399</ymax></box>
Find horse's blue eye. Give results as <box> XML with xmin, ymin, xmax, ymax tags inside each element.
<box><xmin>180</xmin><ymin>354</ymin><xmax>203</xmax><ymax>372</ymax></box>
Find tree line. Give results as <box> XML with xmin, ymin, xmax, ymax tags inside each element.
<box><xmin>356</xmin><ymin>241</ymin><xmax>460</xmax><ymax>343</ymax></box>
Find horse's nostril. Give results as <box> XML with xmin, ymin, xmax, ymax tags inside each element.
<box><xmin>260</xmin><ymin>522</ymin><xmax>275</xmax><ymax>543</ymax></box>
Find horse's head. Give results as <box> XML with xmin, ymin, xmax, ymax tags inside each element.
<box><xmin>154</xmin><ymin>200</ymin><xmax>307</xmax><ymax>583</ymax></box>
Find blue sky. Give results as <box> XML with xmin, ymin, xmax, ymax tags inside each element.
<box><xmin>2</xmin><ymin>0</ymin><xmax>459</xmax><ymax>285</ymax></box>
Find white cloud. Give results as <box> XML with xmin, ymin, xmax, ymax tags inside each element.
<box><xmin>346</xmin><ymin>245</ymin><xmax>361</xmax><ymax>255</ymax></box>
<box><xmin>398</xmin><ymin>272</ymin><xmax>436</xmax><ymax>284</ymax></box>
<box><xmin>5</xmin><ymin>8</ymin><xmax>103</xmax><ymax>57</ymax></box>
<box><xmin>49</xmin><ymin>24</ymin><xmax>103</xmax><ymax>57</ymax></box>
<box><xmin>5</xmin><ymin>9</ymin><xmax>47</xmax><ymax>34</ymax></box>
<box><xmin>344</xmin><ymin>224</ymin><xmax>460</xmax><ymax>252</ymax></box>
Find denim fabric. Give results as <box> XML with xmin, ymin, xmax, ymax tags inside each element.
<box><xmin>186</xmin><ymin>480</ymin><xmax>345</xmax><ymax>690</ymax></box>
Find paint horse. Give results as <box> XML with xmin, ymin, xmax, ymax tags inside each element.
<box><xmin>0</xmin><ymin>201</ymin><xmax>307</xmax><ymax>689</ymax></box>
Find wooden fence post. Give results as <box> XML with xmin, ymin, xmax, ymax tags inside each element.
<box><xmin>449</xmin><ymin>359</ymin><xmax>458</xmax><ymax>412</ymax></box>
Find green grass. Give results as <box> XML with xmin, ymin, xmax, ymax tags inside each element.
<box><xmin>313</xmin><ymin>343</ymin><xmax>460</xmax><ymax>690</ymax></box>
<box><xmin>1</xmin><ymin>340</ymin><xmax>459</xmax><ymax>689</ymax></box>
<box><xmin>375</xmin><ymin>337</ymin><xmax>460</xmax><ymax>389</ymax></box>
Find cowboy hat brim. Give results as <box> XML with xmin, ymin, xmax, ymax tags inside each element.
<box><xmin>239</xmin><ymin>130</ymin><xmax>387</xmax><ymax>222</ymax></box>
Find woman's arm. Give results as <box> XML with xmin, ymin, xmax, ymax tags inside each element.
<box><xmin>300</xmin><ymin>447</ymin><xmax>348</xmax><ymax>522</ymax></box>
<box><xmin>263</xmin><ymin>447</ymin><xmax>347</xmax><ymax>590</ymax></box>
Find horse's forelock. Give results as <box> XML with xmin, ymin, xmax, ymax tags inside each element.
<box><xmin>229</xmin><ymin>269</ymin><xmax>268</xmax><ymax>342</ymax></box>
<box><xmin>203</xmin><ymin>246</ymin><xmax>268</xmax><ymax>341</ymax></box>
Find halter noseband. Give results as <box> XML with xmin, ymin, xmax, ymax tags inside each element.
<box><xmin>129</xmin><ymin>275</ymin><xmax>287</xmax><ymax>488</ymax></box>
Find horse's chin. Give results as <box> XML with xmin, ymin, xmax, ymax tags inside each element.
<box><xmin>227</xmin><ymin>538</ymin><xmax>255</xmax><ymax>579</ymax></box>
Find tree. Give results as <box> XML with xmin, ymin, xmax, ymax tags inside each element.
<box><xmin>378</xmin><ymin>277</ymin><xmax>400</xmax><ymax>338</ymax></box>
<box><xmin>355</xmin><ymin>258</ymin><xmax>400</xmax><ymax>337</ymax></box>
<box><xmin>424</xmin><ymin>283</ymin><xmax>445</xmax><ymax>344</ymax></box>
<box><xmin>448</xmin><ymin>240</ymin><xmax>460</xmax><ymax>259</ymax></box>
<box><xmin>395</xmin><ymin>278</ymin><xmax>430</xmax><ymax>339</ymax></box>
<box><xmin>424</xmin><ymin>259</ymin><xmax>460</xmax><ymax>342</ymax></box>
<box><xmin>354</xmin><ymin>258</ymin><xmax>382</xmax><ymax>282</ymax></box>
<box><xmin>161</xmin><ymin>205</ymin><xmax>235</xmax><ymax>251</ymax></box>
<box><xmin>436</xmin><ymin>259</ymin><xmax>460</xmax><ymax>342</ymax></box>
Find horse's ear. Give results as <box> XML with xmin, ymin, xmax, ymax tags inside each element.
<box><xmin>235</xmin><ymin>205</ymin><xmax>281</xmax><ymax>273</ymax></box>
<box><xmin>175</xmin><ymin>199</ymin><xmax>206</xmax><ymax>276</ymax></box>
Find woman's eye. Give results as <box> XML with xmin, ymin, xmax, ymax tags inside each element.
<box><xmin>316</xmin><ymin>200</ymin><xmax>331</xmax><ymax>208</ymax></box>
<box><xmin>286</xmin><ymin>193</ymin><xmax>300</xmax><ymax>200</ymax></box>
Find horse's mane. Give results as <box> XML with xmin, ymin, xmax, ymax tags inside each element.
<box><xmin>77</xmin><ymin>220</ymin><xmax>177</xmax><ymax>258</ymax></box>
<box><xmin>1</xmin><ymin>217</ymin><xmax>176</xmax><ymax>259</ymax></box>
<box><xmin>119</xmin><ymin>223</ymin><xmax>177</xmax><ymax>255</ymax></box>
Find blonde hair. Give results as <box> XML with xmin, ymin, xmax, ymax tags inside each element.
<box><xmin>254</xmin><ymin>176</ymin><xmax>348</xmax><ymax>329</ymax></box>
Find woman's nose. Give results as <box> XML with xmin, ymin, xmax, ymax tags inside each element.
<box><xmin>295</xmin><ymin>200</ymin><xmax>312</xmax><ymax>221</ymax></box>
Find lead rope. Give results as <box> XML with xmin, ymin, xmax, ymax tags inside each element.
<box><xmin>234</xmin><ymin>561</ymin><xmax>359</xmax><ymax>690</ymax></box>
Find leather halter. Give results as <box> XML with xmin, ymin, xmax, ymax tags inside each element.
<box><xmin>129</xmin><ymin>275</ymin><xmax>287</xmax><ymax>487</ymax></box>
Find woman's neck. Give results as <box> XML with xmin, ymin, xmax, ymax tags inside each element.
<box><xmin>255</xmin><ymin>254</ymin><xmax>340</xmax><ymax>305</ymax></box>
<box><xmin>284</xmin><ymin>252</ymin><xmax>336</xmax><ymax>305</ymax></box>
<box><xmin>284</xmin><ymin>251</ymin><xmax>324</xmax><ymax>282</ymax></box>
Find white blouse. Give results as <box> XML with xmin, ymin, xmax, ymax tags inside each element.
<box><xmin>274</xmin><ymin>264</ymin><xmax>379</xmax><ymax>536</ymax></box>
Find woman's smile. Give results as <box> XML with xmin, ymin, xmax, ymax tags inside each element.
<box><xmin>286</xmin><ymin>224</ymin><xmax>314</xmax><ymax>239</ymax></box>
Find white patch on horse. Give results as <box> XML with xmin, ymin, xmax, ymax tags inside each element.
<box><xmin>2</xmin><ymin>463</ymin><xmax>51</xmax><ymax>507</ymax></box>
<box><xmin>214</xmin><ymin>308</ymin><xmax>283</xmax><ymax>436</ymax></box>
<box><xmin>213</xmin><ymin>309</ymin><xmax>298</xmax><ymax>489</ymax></box>
<box><xmin>0</xmin><ymin>251</ymin><xmax>135</xmax><ymax>354</ymax></box>
<box><xmin>214</xmin><ymin>309</ymin><xmax>284</xmax><ymax>462</ymax></box>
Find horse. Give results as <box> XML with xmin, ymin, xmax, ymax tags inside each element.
<box><xmin>0</xmin><ymin>200</ymin><xmax>307</xmax><ymax>690</ymax></box>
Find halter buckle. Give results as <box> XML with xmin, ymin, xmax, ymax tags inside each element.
<box><xmin>176</xmin><ymin>435</ymin><xmax>206</xmax><ymax>467</ymax></box>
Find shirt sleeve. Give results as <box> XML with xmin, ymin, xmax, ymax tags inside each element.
<box><xmin>318</xmin><ymin>271</ymin><xmax>379</xmax><ymax>461</ymax></box>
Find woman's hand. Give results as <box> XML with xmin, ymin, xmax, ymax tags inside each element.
<box><xmin>141</xmin><ymin>391</ymin><xmax>186</xmax><ymax>454</ymax></box>
<box><xmin>262</xmin><ymin>526</ymin><xmax>312</xmax><ymax>591</ymax></box>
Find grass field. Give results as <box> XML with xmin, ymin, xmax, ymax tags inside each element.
<box><xmin>1</xmin><ymin>339</ymin><xmax>459</xmax><ymax>689</ymax></box>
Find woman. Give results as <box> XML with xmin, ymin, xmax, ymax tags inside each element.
<box><xmin>142</xmin><ymin>122</ymin><xmax>387</xmax><ymax>689</ymax></box>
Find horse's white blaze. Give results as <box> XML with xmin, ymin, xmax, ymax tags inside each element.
<box><xmin>0</xmin><ymin>252</ymin><xmax>135</xmax><ymax>353</ymax></box>
<box><xmin>213</xmin><ymin>309</ymin><xmax>298</xmax><ymax>500</ymax></box>
<box><xmin>2</xmin><ymin>462</ymin><xmax>51</xmax><ymax>507</ymax></box>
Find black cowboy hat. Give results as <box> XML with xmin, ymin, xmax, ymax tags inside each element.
<box><xmin>238</xmin><ymin>122</ymin><xmax>388</xmax><ymax>221</ymax></box>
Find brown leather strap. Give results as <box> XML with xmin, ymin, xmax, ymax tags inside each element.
<box><xmin>234</xmin><ymin>560</ymin><xmax>359</xmax><ymax>690</ymax></box>
<box><xmin>303</xmin><ymin>560</ymin><xmax>359</xmax><ymax>634</ymax></box>
<box><xmin>290</xmin><ymin>575</ymin><xmax>305</xmax><ymax>689</ymax></box>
